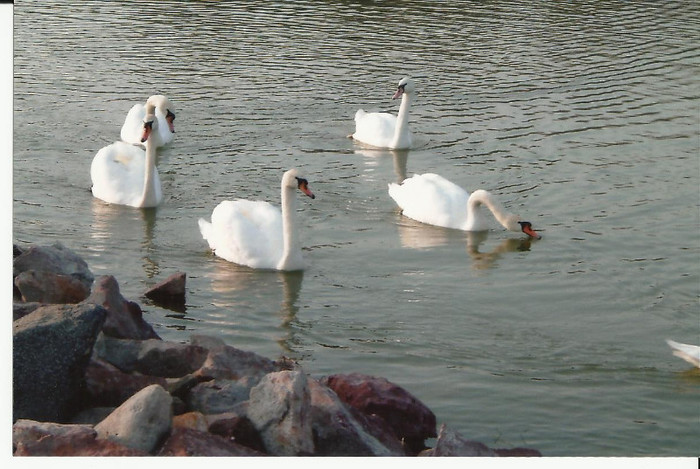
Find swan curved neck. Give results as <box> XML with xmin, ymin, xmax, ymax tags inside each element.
<box><xmin>278</xmin><ymin>183</ymin><xmax>301</xmax><ymax>270</ymax></box>
<box><xmin>138</xmin><ymin>138</ymin><xmax>158</xmax><ymax>207</ymax></box>
<box><xmin>391</xmin><ymin>93</ymin><xmax>412</xmax><ymax>149</ymax></box>
<box><xmin>467</xmin><ymin>190</ymin><xmax>516</xmax><ymax>231</ymax></box>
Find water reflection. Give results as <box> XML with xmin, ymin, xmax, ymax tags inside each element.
<box><xmin>356</xmin><ymin>148</ymin><xmax>410</xmax><ymax>183</ymax></box>
<box><xmin>276</xmin><ymin>270</ymin><xmax>304</xmax><ymax>355</ymax></box>
<box><xmin>396</xmin><ymin>219</ymin><xmax>534</xmax><ymax>270</ymax></box>
<box><xmin>204</xmin><ymin>261</ymin><xmax>305</xmax><ymax>355</ymax></box>
<box><xmin>89</xmin><ymin>198</ymin><xmax>160</xmax><ymax>278</ymax></box>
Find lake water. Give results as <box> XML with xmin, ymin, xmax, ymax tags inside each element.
<box><xmin>12</xmin><ymin>0</ymin><xmax>699</xmax><ymax>457</ymax></box>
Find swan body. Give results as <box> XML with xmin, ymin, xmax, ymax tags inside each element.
<box><xmin>91</xmin><ymin>102</ymin><xmax>162</xmax><ymax>208</ymax></box>
<box><xmin>198</xmin><ymin>169</ymin><xmax>316</xmax><ymax>271</ymax></box>
<box><xmin>388</xmin><ymin>173</ymin><xmax>541</xmax><ymax>238</ymax></box>
<box><xmin>666</xmin><ymin>339</ymin><xmax>700</xmax><ymax>368</ymax></box>
<box><xmin>120</xmin><ymin>95</ymin><xmax>176</xmax><ymax>147</ymax></box>
<box><xmin>352</xmin><ymin>77</ymin><xmax>414</xmax><ymax>150</ymax></box>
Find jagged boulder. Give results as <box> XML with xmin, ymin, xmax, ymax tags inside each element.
<box><xmin>321</xmin><ymin>373</ymin><xmax>437</xmax><ymax>455</ymax></box>
<box><xmin>13</xmin><ymin>303</ymin><xmax>107</xmax><ymax>422</ymax></box>
<box><xmin>308</xmin><ymin>377</ymin><xmax>399</xmax><ymax>456</ymax></box>
<box><xmin>247</xmin><ymin>370</ymin><xmax>314</xmax><ymax>456</ymax></box>
<box><xmin>85</xmin><ymin>275</ymin><xmax>159</xmax><ymax>340</ymax></box>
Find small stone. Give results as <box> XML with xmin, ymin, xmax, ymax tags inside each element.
<box><xmin>144</xmin><ymin>272</ymin><xmax>186</xmax><ymax>310</ymax></box>
<box><xmin>173</xmin><ymin>411</ymin><xmax>208</xmax><ymax>432</ymax></box>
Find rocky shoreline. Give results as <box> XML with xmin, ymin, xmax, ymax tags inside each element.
<box><xmin>12</xmin><ymin>242</ymin><xmax>542</xmax><ymax>457</ymax></box>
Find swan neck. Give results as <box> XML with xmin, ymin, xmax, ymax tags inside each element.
<box><xmin>392</xmin><ymin>93</ymin><xmax>412</xmax><ymax>148</ymax></box>
<box><xmin>279</xmin><ymin>183</ymin><xmax>300</xmax><ymax>269</ymax></box>
<box><xmin>467</xmin><ymin>190</ymin><xmax>514</xmax><ymax>230</ymax></box>
<box><xmin>138</xmin><ymin>138</ymin><xmax>158</xmax><ymax>207</ymax></box>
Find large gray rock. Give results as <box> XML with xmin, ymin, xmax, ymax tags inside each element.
<box><xmin>194</xmin><ymin>342</ymin><xmax>279</xmax><ymax>382</ymax></box>
<box><xmin>95</xmin><ymin>384</ymin><xmax>172</xmax><ymax>453</ymax></box>
<box><xmin>85</xmin><ymin>275</ymin><xmax>159</xmax><ymax>340</ymax></box>
<box><xmin>308</xmin><ymin>378</ymin><xmax>398</xmax><ymax>456</ymax></box>
<box><xmin>13</xmin><ymin>303</ymin><xmax>107</xmax><ymax>422</ymax></box>
<box><xmin>13</xmin><ymin>242</ymin><xmax>94</xmax><ymax>291</ymax></box>
<box><xmin>247</xmin><ymin>370</ymin><xmax>314</xmax><ymax>456</ymax></box>
<box><xmin>187</xmin><ymin>379</ymin><xmax>251</xmax><ymax>415</ymax></box>
<box><xmin>94</xmin><ymin>335</ymin><xmax>208</xmax><ymax>377</ymax></box>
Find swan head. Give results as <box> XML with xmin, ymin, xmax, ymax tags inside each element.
<box><xmin>509</xmin><ymin>219</ymin><xmax>541</xmax><ymax>239</ymax></box>
<box><xmin>518</xmin><ymin>221</ymin><xmax>541</xmax><ymax>239</ymax></box>
<box><xmin>282</xmin><ymin>169</ymin><xmax>316</xmax><ymax>199</ymax></box>
<box><xmin>502</xmin><ymin>213</ymin><xmax>541</xmax><ymax>239</ymax></box>
<box><xmin>140</xmin><ymin>107</ymin><xmax>157</xmax><ymax>143</ymax></box>
<box><xmin>146</xmin><ymin>94</ymin><xmax>176</xmax><ymax>134</ymax></box>
<box><xmin>392</xmin><ymin>77</ymin><xmax>415</xmax><ymax>100</ymax></box>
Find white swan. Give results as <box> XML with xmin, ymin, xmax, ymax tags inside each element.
<box><xmin>666</xmin><ymin>339</ymin><xmax>700</xmax><ymax>368</ymax></box>
<box><xmin>388</xmin><ymin>173</ymin><xmax>541</xmax><ymax>238</ymax></box>
<box><xmin>120</xmin><ymin>95</ymin><xmax>176</xmax><ymax>147</ymax></box>
<box><xmin>351</xmin><ymin>77</ymin><xmax>414</xmax><ymax>150</ymax></box>
<box><xmin>90</xmin><ymin>101</ymin><xmax>162</xmax><ymax>208</ymax></box>
<box><xmin>198</xmin><ymin>169</ymin><xmax>316</xmax><ymax>271</ymax></box>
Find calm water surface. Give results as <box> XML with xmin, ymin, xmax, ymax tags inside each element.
<box><xmin>13</xmin><ymin>1</ymin><xmax>700</xmax><ymax>456</ymax></box>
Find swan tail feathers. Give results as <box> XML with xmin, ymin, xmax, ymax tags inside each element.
<box><xmin>198</xmin><ymin>218</ymin><xmax>214</xmax><ymax>247</ymax></box>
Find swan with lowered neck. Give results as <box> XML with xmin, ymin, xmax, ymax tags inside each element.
<box><xmin>351</xmin><ymin>77</ymin><xmax>414</xmax><ymax>150</ymax></box>
<box><xmin>198</xmin><ymin>169</ymin><xmax>316</xmax><ymax>271</ymax></box>
<box><xmin>121</xmin><ymin>95</ymin><xmax>176</xmax><ymax>147</ymax></box>
<box><xmin>388</xmin><ymin>173</ymin><xmax>541</xmax><ymax>238</ymax></box>
<box><xmin>91</xmin><ymin>102</ymin><xmax>162</xmax><ymax>208</ymax></box>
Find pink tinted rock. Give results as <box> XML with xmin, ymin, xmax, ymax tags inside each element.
<box><xmin>84</xmin><ymin>358</ymin><xmax>168</xmax><ymax>407</ymax></box>
<box><xmin>173</xmin><ymin>411</ymin><xmax>209</xmax><ymax>432</ymax></box>
<box><xmin>13</xmin><ymin>242</ymin><xmax>94</xmax><ymax>290</ymax></box>
<box><xmin>14</xmin><ymin>270</ymin><xmax>90</xmax><ymax>303</ymax></box>
<box><xmin>321</xmin><ymin>373</ymin><xmax>436</xmax><ymax>455</ymax></box>
<box><xmin>307</xmin><ymin>377</ymin><xmax>399</xmax><ymax>456</ymax></box>
<box><xmin>13</xmin><ymin>419</ymin><xmax>146</xmax><ymax>456</ymax></box>
<box><xmin>85</xmin><ymin>275</ymin><xmax>159</xmax><ymax>340</ymax></box>
<box><xmin>157</xmin><ymin>427</ymin><xmax>265</xmax><ymax>456</ymax></box>
<box><xmin>207</xmin><ymin>411</ymin><xmax>267</xmax><ymax>454</ymax></box>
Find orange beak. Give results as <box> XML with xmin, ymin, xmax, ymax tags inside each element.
<box><xmin>521</xmin><ymin>223</ymin><xmax>541</xmax><ymax>239</ymax></box>
<box><xmin>140</xmin><ymin>121</ymin><xmax>153</xmax><ymax>143</ymax></box>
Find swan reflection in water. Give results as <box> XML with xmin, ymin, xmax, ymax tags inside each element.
<box><xmin>395</xmin><ymin>218</ymin><xmax>534</xmax><ymax>270</ymax></box>
<box><xmin>356</xmin><ymin>148</ymin><xmax>409</xmax><ymax>183</ymax></box>
<box><xmin>88</xmin><ymin>198</ymin><xmax>160</xmax><ymax>278</ymax></box>
<box><xmin>205</xmin><ymin>261</ymin><xmax>305</xmax><ymax>356</ymax></box>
